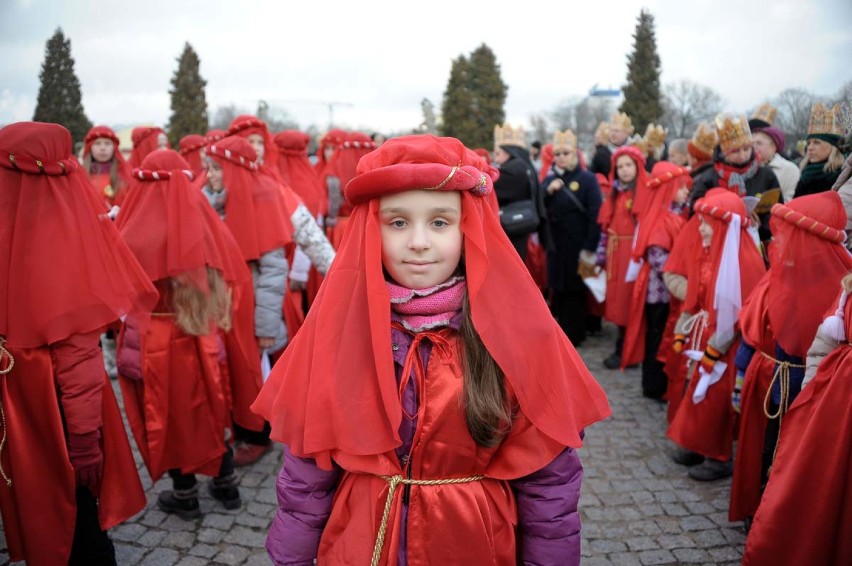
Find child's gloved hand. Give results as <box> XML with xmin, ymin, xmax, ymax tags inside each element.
<box><xmin>67</xmin><ymin>430</ymin><xmax>104</xmax><ymax>490</ymax></box>
<box><xmin>732</xmin><ymin>370</ymin><xmax>745</xmax><ymax>413</ymax></box>
<box><xmin>700</xmin><ymin>345</ymin><xmax>722</xmax><ymax>374</ymax></box>
<box><xmin>673</xmin><ymin>334</ymin><xmax>686</xmax><ymax>353</ymax></box>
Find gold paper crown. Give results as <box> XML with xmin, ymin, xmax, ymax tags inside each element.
<box><xmin>629</xmin><ymin>134</ymin><xmax>649</xmax><ymax>156</ymax></box>
<box><xmin>610</xmin><ymin>112</ymin><xmax>634</xmax><ymax>134</ymax></box>
<box><xmin>750</xmin><ymin>102</ymin><xmax>777</xmax><ymax>126</ymax></box>
<box><xmin>594</xmin><ymin>121</ymin><xmax>610</xmax><ymax>142</ymax></box>
<box><xmin>715</xmin><ymin>113</ymin><xmax>752</xmax><ymax>153</ymax></box>
<box><xmin>690</xmin><ymin>122</ymin><xmax>719</xmax><ymax>156</ymax></box>
<box><xmin>552</xmin><ymin>129</ymin><xmax>577</xmax><ymax>149</ymax></box>
<box><xmin>644</xmin><ymin>123</ymin><xmax>668</xmax><ymax>150</ymax></box>
<box><xmin>807</xmin><ymin>103</ymin><xmax>848</xmax><ymax>138</ymax></box>
<box><xmin>494</xmin><ymin>123</ymin><xmax>527</xmax><ymax>149</ymax></box>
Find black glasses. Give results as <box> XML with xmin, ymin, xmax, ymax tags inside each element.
<box><xmin>554</xmin><ymin>151</ymin><xmax>573</xmax><ymax>157</ymax></box>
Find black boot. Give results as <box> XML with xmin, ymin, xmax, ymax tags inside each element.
<box><xmin>208</xmin><ymin>446</ymin><xmax>241</xmax><ymax>510</ymax></box>
<box><xmin>159</xmin><ymin>470</ymin><xmax>201</xmax><ymax>520</ymax></box>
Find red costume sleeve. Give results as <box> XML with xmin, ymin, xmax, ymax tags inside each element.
<box><xmin>51</xmin><ymin>329</ymin><xmax>105</xmax><ymax>435</ymax></box>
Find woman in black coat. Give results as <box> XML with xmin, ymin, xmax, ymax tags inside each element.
<box><xmin>541</xmin><ymin>131</ymin><xmax>602</xmax><ymax>346</ymax></box>
<box><xmin>493</xmin><ymin>142</ymin><xmax>542</xmax><ymax>259</ymax></box>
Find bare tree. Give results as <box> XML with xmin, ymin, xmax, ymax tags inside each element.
<box><xmin>772</xmin><ymin>88</ymin><xmax>819</xmax><ymax>146</ymax></box>
<box><xmin>832</xmin><ymin>80</ymin><xmax>852</xmax><ymax>106</ymax></box>
<box><xmin>661</xmin><ymin>79</ymin><xmax>725</xmax><ymax>138</ymax></box>
<box><xmin>529</xmin><ymin>114</ymin><xmax>549</xmax><ymax>144</ymax></box>
<box><xmin>257</xmin><ymin>100</ymin><xmax>299</xmax><ymax>133</ymax></box>
<box><xmin>420</xmin><ymin>98</ymin><xmax>438</xmax><ymax>134</ymax></box>
<box><xmin>210</xmin><ymin>104</ymin><xmax>247</xmax><ymax>130</ymax></box>
<box><xmin>549</xmin><ymin>97</ymin><xmax>578</xmax><ymax>131</ymax></box>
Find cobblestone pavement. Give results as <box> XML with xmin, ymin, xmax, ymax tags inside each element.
<box><xmin>1</xmin><ymin>324</ymin><xmax>745</xmax><ymax>565</ymax></box>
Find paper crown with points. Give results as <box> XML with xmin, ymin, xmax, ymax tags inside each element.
<box><xmin>609</xmin><ymin>112</ymin><xmax>634</xmax><ymax>134</ymax></box>
<box><xmin>715</xmin><ymin>113</ymin><xmax>752</xmax><ymax>153</ymax></box>
<box><xmin>494</xmin><ymin>123</ymin><xmax>527</xmax><ymax>149</ymax></box>
<box><xmin>552</xmin><ymin>129</ymin><xmax>577</xmax><ymax>149</ymax></box>
<box><xmin>594</xmin><ymin>121</ymin><xmax>610</xmax><ymax>142</ymax></box>
<box><xmin>629</xmin><ymin>134</ymin><xmax>649</xmax><ymax>155</ymax></box>
<box><xmin>690</xmin><ymin>121</ymin><xmax>719</xmax><ymax>157</ymax></box>
<box><xmin>750</xmin><ymin>102</ymin><xmax>777</xmax><ymax>128</ymax></box>
<box><xmin>807</xmin><ymin>102</ymin><xmax>850</xmax><ymax>140</ymax></box>
<box><xmin>644</xmin><ymin>123</ymin><xmax>668</xmax><ymax>150</ymax></box>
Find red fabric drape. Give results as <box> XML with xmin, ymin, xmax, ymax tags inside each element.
<box><xmin>0</xmin><ymin>122</ymin><xmax>157</xmax><ymax>349</ymax></box>
<box><xmin>275</xmin><ymin>129</ymin><xmax>326</xmax><ymax>217</ymax></box>
<box><xmin>128</xmin><ymin>126</ymin><xmax>166</xmax><ymax>169</ymax></box>
<box><xmin>179</xmin><ymin>133</ymin><xmax>207</xmax><ymax>177</ymax></box>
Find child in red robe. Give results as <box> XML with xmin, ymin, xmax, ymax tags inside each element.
<box><xmin>253</xmin><ymin>135</ymin><xmax>611</xmax><ymax>565</ymax></box>
<box><xmin>666</xmin><ymin>189</ymin><xmax>765</xmax><ymax>481</ymax></box>
<box><xmin>0</xmin><ymin>122</ymin><xmax>156</xmax><ymax>564</ymax></box>
<box><xmin>82</xmin><ymin>125</ymin><xmax>131</xmax><ymax>208</ymax></box>
<box><xmin>115</xmin><ymin>149</ymin><xmax>252</xmax><ymax>518</ymax></box>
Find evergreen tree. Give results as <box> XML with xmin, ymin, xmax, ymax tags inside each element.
<box><xmin>33</xmin><ymin>28</ymin><xmax>92</xmax><ymax>143</ymax></box>
<box><xmin>619</xmin><ymin>10</ymin><xmax>663</xmax><ymax>133</ymax></box>
<box><xmin>167</xmin><ymin>43</ymin><xmax>209</xmax><ymax>146</ymax></box>
<box><xmin>440</xmin><ymin>43</ymin><xmax>507</xmax><ymax>148</ymax></box>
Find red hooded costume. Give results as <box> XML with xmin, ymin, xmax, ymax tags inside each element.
<box><xmin>598</xmin><ymin>145</ymin><xmax>648</xmax><ymax>327</ymax></box>
<box><xmin>743</xmin><ymin>280</ymin><xmax>852</xmax><ymax>566</ymax></box>
<box><xmin>128</xmin><ymin>126</ymin><xmax>166</xmax><ymax>169</ymax></box>
<box><xmin>179</xmin><ymin>133</ymin><xmax>207</xmax><ymax>177</ymax></box>
<box><xmin>116</xmin><ymin>150</ymin><xmax>251</xmax><ymax>481</ymax></box>
<box><xmin>621</xmin><ymin>162</ymin><xmax>691</xmax><ymax>369</ymax></box>
<box><xmin>0</xmin><ymin>122</ymin><xmax>156</xmax><ymax>564</ymax></box>
<box><xmin>252</xmin><ymin>135</ymin><xmax>611</xmax><ymax>564</ymax></box>
<box><xmin>274</xmin><ymin>129</ymin><xmax>325</xmax><ymax>217</ymax></box>
<box><xmin>666</xmin><ymin>189</ymin><xmax>765</xmax><ymax>460</ymax></box>
<box><xmin>325</xmin><ymin>131</ymin><xmax>376</xmax><ymax>248</ymax></box>
<box><xmin>83</xmin><ymin>125</ymin><xmax>131</xmax><ymax>207</ymax></box>
<box><xmin>227</xmin><ymin>114</ymin><xmax>282</xmax><ymax>178</ymax></box>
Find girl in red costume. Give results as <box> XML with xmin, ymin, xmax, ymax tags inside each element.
<box><xmin>743</xmin><ymin>271</ymin><xmax>852</xmax><ymax>565</ymax></box>
<box><xmin>115</xmin><ymin>149</ymin><xmax>251</xmax><ymax>518</ymax></box>
<box><xmin>227</xmin><ymin>114</ymin><xmax>282</xmax><ymax>177</ymax></box>
<box><xmin>325</xmin><ymin>131</ymin><xmax>377</xmax><ymax>248</ymax></box>
<box><xmin>598</xmin><ymin>145</ymin><xmax>648</xmax><ymax>369</ymax></box>
<box><xmin>0</xmin><ymin>122</ymin><xmax>157</xmax><ymax>565</ymax></box>
<box><xmin>621</xmin><ymin>162</ymin><xmax>691</xmax><ymax>399</ymax></box>
<box><xmin>666</xmin><ymin>189</ymin><xmax>765</xmax><ymax>481</ymax></box>
<box><xmin>128</xmin><ymin>126</ymin><xmax>168</xmax><ymax>169</ymax></box>
<box><xmin>82</xmin><ymin>125</ymin><xmax>131</xmax><ymax>208</ymax></box>
<box><xmin>253</xmin><ymin>135</ymin><xmax>611</xmax><ymax>565</ymax></box>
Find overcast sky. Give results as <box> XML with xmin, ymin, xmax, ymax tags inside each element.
<box><xmin>2</xmin><ymin>0</ymin><xmax>850</xmax><ymax>135</ymax></box>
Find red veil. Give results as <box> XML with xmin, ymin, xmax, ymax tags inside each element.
<box><xmin>128</xmin><ymin>126</ymin><xmax>166</xmax><ymax>169</ymax></box>
<box><xmin>767</xmin><ymin>192</ymin><xmax>852</xmax><ymax>356</ymax></box>
<box><xmin>0</xmin><ymin>122</ymin><xmax>157</xmax><ymax>348</ymax></box>
<box><xmin>178</xmin><ymin>133</ymin><xmax>207</xmax><ymax>177</ymax></box>
<box><xmin>252</xmin><ymin>135</ymin><xmax>611</xmax><ymax>470</ymax></box>
<box><xmin>83</xmin><ymin>125</ymin><xmax>131</xmax><ymax>205</ymax></box>
<box><xmin>227</xmin><ymin>114</ymin><xmax>281</xmax><ymax>177</ymax></box>
<box><xmin>274</xmin><ymin>129</ymin><xmax>325</xmax><ymax>217</ymax></box>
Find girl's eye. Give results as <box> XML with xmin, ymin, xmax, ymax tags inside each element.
<box><xmin>433</xmin><ymin>220</ymin><xmax>447</xmax><ymax>228</ymax></box>
<box><xmin>391</xmin><ymin>220</ymin><xmax>406</xmax><ymax>228</ymax></box>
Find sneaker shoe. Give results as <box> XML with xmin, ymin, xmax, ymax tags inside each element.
<box><xmin>157</xmin><ymin>490</ymin><xmax>201</xmax><ymax>520</ymax></box>
<box><xmin>602</xmin><ymin>352</ymin><xmax>621</xmax><ymax>369</ymax></box>
<box><xmin>672</xmin><ymin>447</ymin><xmax>705</xmax><ymax>466</ymax></box>
<box><xmin>232</xmin><ymin>442</ymin><xmax>273</xmax><ymax>467</ymax></box>
<box><xmin>688</xmin><ymin>458</ymin><xmax>733</xmax><ymax>481</ymax></box>
<box><xmin>207</xmin><ymin>482</ymin><xmax>242</xmax><ymax>510</ymax></box>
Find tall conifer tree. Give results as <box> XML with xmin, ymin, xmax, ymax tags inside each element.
<box><xmin>167</xmin><ymin>43</ymin><xmax>209</xmax><ymax>146</ymax></box>
<box><xmin>441</xmin><ymin>43</ymin><xmax>507</xmax><ymax>148</ymax></box>
<box><xmin>619</xmin><ymin>10</ymin><xmax>663</xmax><ymax>133</ymax></box>
<box><xmin>33</xmin><ymin>28</ymin><xmax>92</xmax><ymax>143</ymax></box>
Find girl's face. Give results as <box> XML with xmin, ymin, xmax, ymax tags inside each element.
<box><xmin>206</xmin><ymin>159</ymin><xmax>224</xmax><ymax>192</ymax></box>
<box><xmin>91</xmin><ymin>138</ymin><xmax>115</xmax><ymax>163</ymax></box>
<box><xmin>615</xmin><ymin>155</ymin><xmax>637</xmax><ymax>184</ymax></box>
<box><xmin>698</xmin><ymin>216</ymin><xmax>714</xmax><ymax>247</ymax></box>
<box><xmin>379</xmin><ymin>189</ymin><xmax>463</xmax><ymax>290</ymax></box>
<box><xmin>156</xmin><ymin>132</ymin><xmax>168</xmax><ymax>149</ymax></box>
<box><xmin>553</xmin><ymin>145</ymin><xmax>577</xmax><ymax>170</ymax></box>
<box><xmin>673</xmin><ymin>183</ymin><xmax>690</xmax><ymax>205</ymax></box>
<box><xmin>806</xmin><ymin>138</ymin><xmax>832</xmax><ymax>163</ymax></box>
<box><xmin>493</xmin><ymin>146</ymin><xmax>510</xmax><ymax>165</ymax></box>
<box><xmin>247</xmin><ymin>134</ymin><xmax>265</xmax><ymax>161</ymax></box>
<box><xmin>323</xmin><ymin>145</ymin><xmax>335</xmax><ymax>162</ymax></box>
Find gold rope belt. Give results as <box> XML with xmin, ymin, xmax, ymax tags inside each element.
<box><xmin>371</xmin><ymin>473</ymin><xmax>484</xmax><ymax>566</ymax></box>
<box><xmin>760</xmin><ymin>351</ymin><xmax>806</xmax><ymax>474</ymax></box>
<box><xmin>0</xmin><ymin>338</ymin><xmax>15</xmax><ymax>486</ymax></box>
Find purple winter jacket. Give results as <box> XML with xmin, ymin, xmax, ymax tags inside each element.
<box><xmin>266</xmin><ymin>324</ymin><xmax>584</xmax><ymax>566</ymax></box>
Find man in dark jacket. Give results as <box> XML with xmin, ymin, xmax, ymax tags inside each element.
<box><xmin>690</xmin><ymin>114</ymin><xmax>781</xmax><ymax>242</ymax></box>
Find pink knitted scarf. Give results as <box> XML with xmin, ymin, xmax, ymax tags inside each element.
<box><xmin>387</xmin><ymin>276</ymin><xmax>466</xmax><ymax>333</ymax></box>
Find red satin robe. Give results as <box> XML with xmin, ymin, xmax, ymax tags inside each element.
<box><xmin>0</xmin><ymin>347</ymin><xmax>144</xmax><ymax>564</ymax></box>
<box><xmin>315</xmin><ymin>330</ymin><xmax>565</xmax><ymax>565</ymax></box>
<box><xmin>602</xmin><ymin>189</ymin><xmax>636</xmax><ymax>327</ymax></box>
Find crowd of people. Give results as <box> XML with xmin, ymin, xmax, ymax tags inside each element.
<box><xmin>0</xmin><ymin>97</ymin><xmax>849</xmax><ymax>565</ymax></box>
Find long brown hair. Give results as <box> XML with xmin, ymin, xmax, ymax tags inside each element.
<box><xmin>171</xmin><ymin>267</ymin><xmax>232</xmax><ymax>336</ymax></box>
<box><xmin>459</xmin><ymin>292</ymin><xmax>512</xmax><ymax>447</ymax></box>
<box><xmin>83</xmin><ymin>153</ymin><xmax>125</xmax><ymax>199</ymax></box>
